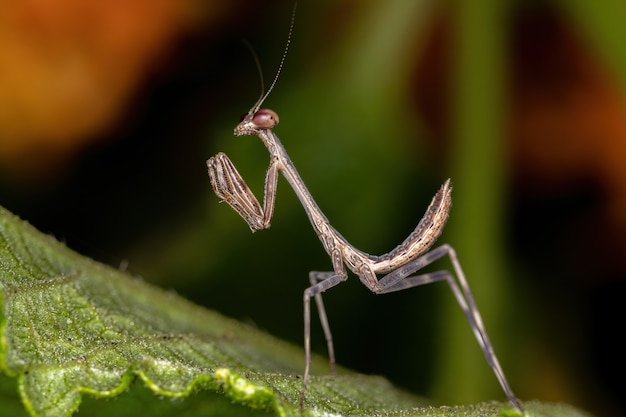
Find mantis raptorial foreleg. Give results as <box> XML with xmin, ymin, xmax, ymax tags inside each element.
<box><xmin>207</xmin><ymin>152</ymin><xmax>278</xmax><ymax>232</ymax></box>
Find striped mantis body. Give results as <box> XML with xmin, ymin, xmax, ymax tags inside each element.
<box><xmin>206</xmin><ymin>15</ymin><xmax>521</xmax><ymax>413</ymax></box>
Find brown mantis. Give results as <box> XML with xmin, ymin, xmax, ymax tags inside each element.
<box><xmin>206</xmin><ymin>17</ymin><xmax>522</xmax><ymax>413</ymax></box>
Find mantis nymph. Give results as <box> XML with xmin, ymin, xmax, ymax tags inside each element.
<box><xmin>206</xmin><ymin>10</ymin><xmax>521</xmax><ymax>412</ymax></box>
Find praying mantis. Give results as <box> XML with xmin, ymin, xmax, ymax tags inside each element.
<box><xmin>206</xmin><ymin>14</ymin><xmax>522</xmax><ymax>413</ymax></box>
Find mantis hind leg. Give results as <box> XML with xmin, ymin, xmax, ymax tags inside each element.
<box><xmin>372</xmin><ymin>244</ymin><xmax>522</xmax><ymax>412</ymax></box>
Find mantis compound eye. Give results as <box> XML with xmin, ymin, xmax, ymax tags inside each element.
<box><xmin>251</xmin><ymin>109</ymin><xmax>279</xmax><ymax>128</ymax></box>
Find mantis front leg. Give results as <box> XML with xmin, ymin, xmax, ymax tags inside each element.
<box><xmin>207</xmin><ymin>152</ymin><xmax>279</xmax><ymax>232</ymax></box>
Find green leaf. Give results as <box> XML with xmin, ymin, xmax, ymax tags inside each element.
<box><xmin>0</xmin><ymin>205</ymin><xmax>590</xmax><ymax>417</ymax></box>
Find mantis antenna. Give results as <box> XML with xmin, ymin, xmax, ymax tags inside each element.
<box><xmin>246</xmin><ymin>3</ymin><xmax>297</xmax><ymax>117</ymax></box>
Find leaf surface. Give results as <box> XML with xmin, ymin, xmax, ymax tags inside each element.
<box><xmin>0</xmin><ymin>206</ymin><xmax>590</xmax><ymax>417</ymax></box>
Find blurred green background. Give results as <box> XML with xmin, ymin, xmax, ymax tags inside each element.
<box><xmin>0</xmin><ymin>1</ymin><xmax>623</xmax><ymax>416</ymax></box>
